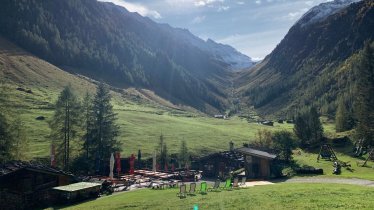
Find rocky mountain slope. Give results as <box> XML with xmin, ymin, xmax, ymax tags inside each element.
<box><xmin>237</xmin><ymin>0</ymin><xmax>373</xmax><ymax>117</ymax></box>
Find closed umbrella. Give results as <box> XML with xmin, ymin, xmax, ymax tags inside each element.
<box><xmin>109</xmin><ymin>153</ymin><xmax>114</xmax><ymax>180</ymax></box>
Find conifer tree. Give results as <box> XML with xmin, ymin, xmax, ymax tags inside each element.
<box><xmin>50</xmin><ymin>86</ymin><xmax>81</xmax><ymax>171</ymax></box>
<box><xmin>354</xmin><ymin>42</ymin><xmax>374</xmax><ymax>147</ymax></box>
<box><xmin>294</xmin><ymin>107</ymin><xmax>324</xmax><ymax>148</ymax></box>
<box><xmin>82</xmin><ymin>92</ymin><xmax>94</xmax><ymax>160</ymax></box>
<box><xmin>89</xmin><ymin>83</ymin><xmax>120</xmax><ymax>173</ymax></box>
<box><xmin>336</xmin><ymin>97</ymin><xmax>353</xmax><ymax>132</ymax></box>
<box><xmin>178</xmin><ymin>140</ymin><xmax>189</xmax><ymax>168</ymax></box>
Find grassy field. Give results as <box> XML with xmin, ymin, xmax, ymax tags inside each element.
<box><xmin>59</xmin><ymin>183</ymin><xmax>374</xmax><ymax>210</ymax></box>
<box><xmin>293</xmin><ymin>148</ymin><xmax>374</xmax><ymax>180</ymax></box>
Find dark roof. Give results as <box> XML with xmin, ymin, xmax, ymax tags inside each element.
<box><xmin>0</xmin><ymin>161</ymin><xmax>73</xmax><ymax>177</ymax></box>
<box><xmin>235</xmin><ymin>147</ymin><xmax>276</xmax><ymax>159</ymax></box>
<box><xmin>197</xmin><ymin>151</ymin><xmax>245</xmax><ymax>162</ymax></box>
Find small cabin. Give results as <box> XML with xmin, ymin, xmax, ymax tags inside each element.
<box><xmin>0</xmin><ymin>161</ymin><xmax>74</xmax><ymax>209</ymax></box>
<box><xmin>195</xmin><ymin>151</ymin><xmax>245</xmax><ymax>178</ymax></box>
<box><xmin>236</xmin><ymin>147</ymin><xmax>276</xmax><ymax>179</ymax></box>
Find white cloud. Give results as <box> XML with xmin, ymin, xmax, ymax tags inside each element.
<box><xmin>255</xmin><ymin>0</ymin><xmax>261</xmax><ymax>5</ymax></box>
<box><xmin>192</xmin><ymin>15</ymin><xmax>206</xmax><ymax>24</ymax></box>
<box><xmin>287</xmin><ymin>7</ymin><xmax>308</xmax><ymax>20</ymax></box>
<box><xmin>194</xmin><ymin>0</ymin><xmax>224</xmax><ymax>7</ymax></box>
<box><xmin>237</xmin><ymin>1</ymin><xmax>245</xmax><ymax>5</ymax></box>
<box><xmin>305</xmin><ymin>1</ymin><xmax>314</xmax><ymax>6</ymax></box>
<box><xmin>98</xmin><ymin>0</ymin><xmax>162</xmax><ymax>19</ymax></box>
<box><xmin>217</xmin><ymin>6</ymin><xmax>230</xmax><ymax>12</ymax></box>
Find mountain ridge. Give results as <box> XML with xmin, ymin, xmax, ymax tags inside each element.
<box><xmin>0</xmin><ymin>0</ymin><xmax>252</xmax><ymax>114</ymax></box>
<box><xmin>237</xmin><ymin>0</ymin><xmax>374</xmax><ymax>117</ymax></box>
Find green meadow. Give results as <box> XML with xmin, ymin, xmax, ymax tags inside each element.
<box><xmin>60</xmin><ymin>183</ymin><xmax>374</xmax><ymax>210</ymax></box>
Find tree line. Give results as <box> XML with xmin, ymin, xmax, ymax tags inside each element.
<box><xmin>0</xmin><ymin>85</ymin><xmax>28</xmax><ymax>164</ymax></box>
<box><xmin>335</xmin><ymin>42</ymin><xmax>374</xmax><ymax>147</ymax></box>
<box><xmin>50</xmin><ymin>83</ymin><xmax>121</xmax><ymax>174</ymax></box>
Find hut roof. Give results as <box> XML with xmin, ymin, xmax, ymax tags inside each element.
<box><xmin>0</xmin><ymin>161</ymin><xmax>73</xmax><ymax>177</ymax></box>
<box><xmin>236</xmin><ymin>147</ymin><xmax>276</xmax><ymax>159</ymax></box>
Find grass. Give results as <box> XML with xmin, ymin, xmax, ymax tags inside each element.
<box><xmin>59</xmin><ymin>183</ymin><xmax>374</xmax><ymax>210</ymax></box>
<box><xmin>293</xmin><ymin>148</ymin><xmax>374</xmax><ymax>180</ymax></box>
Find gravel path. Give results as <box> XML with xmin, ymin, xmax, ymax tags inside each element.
<box><xmin>274</xmin><ymin>177</ymin><xmax>374</xmax><ymax>187</ymax></box>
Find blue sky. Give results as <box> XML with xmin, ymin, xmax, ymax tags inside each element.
<box><xmin>99</xmin><ymin>0</ymin><xmax>333</xmax><ymax>60</ymax></box>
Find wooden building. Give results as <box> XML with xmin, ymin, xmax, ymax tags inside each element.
<box><xmin>195</xmin><ymin>151</ymin><xmax>245</xmax><ymax>179</ymax></box>
<box><xmin>53</xmin><ymin>182</ymin><xmax>101</xmax><ymax>203</ymax></box>
<box><xmin>196</xmin><ymin>147</ymin><xmax>276</xmax><ymax>180</ymax></box>
<box><xmin>236</xmin><ymin>147</ymin><xmax>276</xmax><ymax>179</ymax></box>
<box><xmin>0</xmin><ymin>161</ymin><xmax>74</xmax><ymax>209</ymax></box>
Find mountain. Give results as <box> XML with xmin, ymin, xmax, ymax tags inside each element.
<box><xmin>237</xmin><ymin>0</ymin><xmax>373</xmax><ymax>117</ymax></box>
<box><xmin>0</xmin><ymin>0</ymin><xmax>251</xmax><ymax>113</ymax></box>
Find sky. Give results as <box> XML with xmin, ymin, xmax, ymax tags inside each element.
<box><xmin>99</xmin><ymin>0</ymin><xmax>334</xmax><ymax>60</ymax></box>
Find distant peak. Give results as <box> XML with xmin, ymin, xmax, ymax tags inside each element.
<box><xmin>297</xmin><ymin>0</ymin><xmax>362</xmax><ymax>27</ymax></box>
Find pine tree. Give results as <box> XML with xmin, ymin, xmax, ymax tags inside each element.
<box><xmin>0</xmin><ymin>85</ymin><xmax>12</xmax><ymax>163</ymax></box>
<box><xmin>335</xmin><ymin>97</ymin><xmax>353</xmax><ymax>132</ymax></box>
<box><xmin>0</xmin><ymin>113</ymin><xmax>13</xmax><ymax>163</ymax></box>
<box><xmin>178</xmin><ymin>140</ymin><xmax>189</xmax><ymax>168</ymax></box>
<box><xmin>50</xmin><ymin>86</ymin><xmax>82</xmax><ymax>171</ymax></box>
<box><xmin>10</xmin><ymin>118</ymin><xmax>28</xmax><ymax>160</ymax></box>
<box><xmin>309</xmin><ymin>107</ymin><xmax>324</xmax><ymax>147</ymax></box>
<box><xmin>354</xmin><ymin>42</ymin><xmax>374</xmax><ymax>147</ymax></box>
<box><xmin>89</xmin><ymin>83</ymin><xmax>121</xmax><ymax>173</ymax></box>
<box><xmin>0</xmin><ymin>85</ymin><xmax>28</xmax><ymax>163</ymax></box>
<box><xmin>82</xmin><ymin>92</ymin><xmax>94</xmax><ymax>160</ymax></box>
<box><xmin>157</xmin><ymin>134</ymin><xmax>168</xmax><ymax>167</ymax></box>
<box><xmin>294</xmin><ymin>107</ymin><xmax>324</xmax><ymax>149</ymax></box>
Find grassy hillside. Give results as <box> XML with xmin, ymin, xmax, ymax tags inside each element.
<box><xmin>60</xmin><ymin>183</ymin><xmax>374</xmax><ymax>210</ymax></box>
<box><xmin>0</xmin><ymin>37</ymin><xmax>295</xmax><ymax>160</ymax></box>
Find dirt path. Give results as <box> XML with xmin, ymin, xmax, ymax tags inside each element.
<box><xmin>275</xmin><ymin>177</ymin><xmax>374</xmax><ymax>187</ymax></box>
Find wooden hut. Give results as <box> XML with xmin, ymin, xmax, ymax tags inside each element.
<box><xmin>236</xmin><ymin>147</ymin><xmax>276</xmax><ymax>179</ymax></box>
<box><xmin>0</xmin><ymin>161</ymin><xmax>74</xmax><ymax>209</ymax></box>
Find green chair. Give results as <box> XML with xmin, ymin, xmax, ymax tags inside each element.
<box><xmin>199</xmin><ymin>182</ymin><xmax>208</xmax><ymax>194</ymax></box>
<box><xmin>221</xmin><ymin>178</ymin><xmax>232</xmax><ymax>191</ymax></box>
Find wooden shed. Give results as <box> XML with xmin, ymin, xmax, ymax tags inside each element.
<box><xmin>236</xmin><ymin>147</ymin><xmax>276</xmax><ymax>179</ymax></box>
<box><xmin>53</xmin><ymin>182</ymin><xmax>101</xmax><ymax>203</ymax></box>
<box><xmin>0</xmin><ymin>161</ymin><xmax>74</xmax><ymax>209</ymax></box>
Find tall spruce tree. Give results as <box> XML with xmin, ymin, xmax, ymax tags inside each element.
<box><xmin>335</xmin><ymin>97</ymin><xmax>353</xmax><ymax>132</ymax></box>
<box><xmin>82</xmin><ymin>92</ymin><xmax>94</xmax><ymax>160</ymax></box>
<box><xmin>157</xmin><ymin>134</ymin><xmax>168</xmax><ymax>167</ymax></box>
<box><xmin>178</xmin><ymin>140</ymin><xmax>189</xmax><ymax>168</ymax></box>
<box><xmin>0</xmin><ymin>113</ymin><xmax>13</xmax><ymax>163</ymax></box>
<box><xmin>294</xmin><ymin>107</ymin><xmax>324</xmax><ymax>149</ymax></box>
<box><xmin>354</xmin><ymin>42</ymin><xmax>374</xmax><ymax>147</ymax></box>
<box><xmin>0</xmin><ymin>85</ymin><xmax>12</xmax><ymax>163</ymax></box>
<box><xmin>0</xmin><ymin>85</ymin><xmax>28</xmax><ymax>163</ymax></box>
<box><xmin>89</xmin><ymin>83</ymin><xmax>120</xmax><ymax>173</ymax></box>
<box><xmin>50</xmin><ymin>86</ymin><xmax>81</xmax><ymax>171</ymax></box>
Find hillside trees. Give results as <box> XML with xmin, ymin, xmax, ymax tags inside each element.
<box><xmin>354</xmin><ymin>42</ymin><xmax>374</xmax><ymax>146</ymax></box>
<box><xmin>0</xmin><ymin>85</ymin><xmax>28</xmax><ymax>163</ymax></box>
<box><xmin>178</xmin><ymin>140</ymin><xmax>189</xmax><ymax>168</ymax></box>
<box><xmin>272</xmin><ymin>131</ymin><xmax>297</xmax><ymax>162</ymax></box>
<box><xmin>294</xmin><ymin>107</ymin><xmax>324</xmax><ymax>149</ymax></box>
<box><xmin>50</xmin><ymin>86</ymin><xmax>82</xmax><ymax>171</ymax></box>
<box><xmin>88</xmin><ymin>83</ymin><xmax>121</xmax><ymax>173</ymax></box>
<box><xmin>335</xmin><ymin>97</ymin><xmax>354</xmax><ymax>132</ymax></box>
